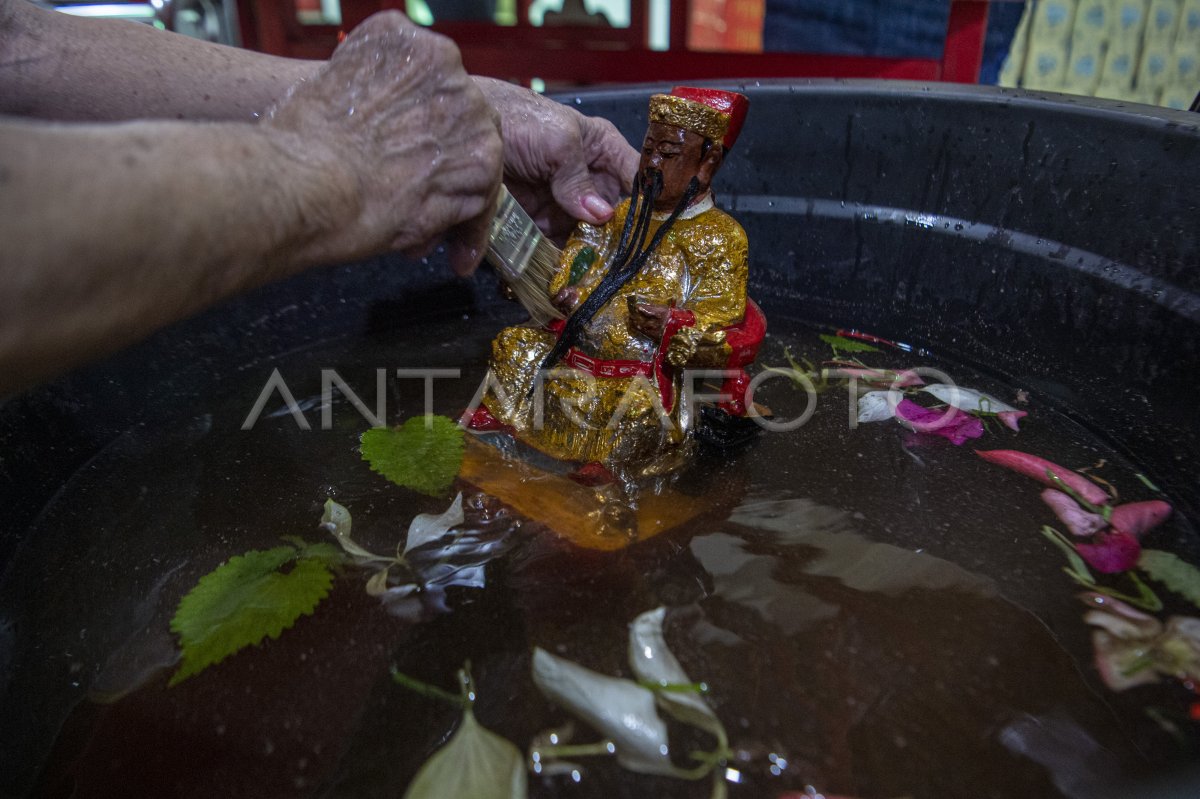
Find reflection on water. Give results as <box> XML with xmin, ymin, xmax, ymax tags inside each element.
<box><xmin>1</xmin><ymin>311</ymin><xmax>1197</xmax><ymax>798</ymax></box>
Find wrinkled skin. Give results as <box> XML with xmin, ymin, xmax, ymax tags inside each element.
<box><xmin>266</xmin><ymin>12</ymin><xmax>504</xmax><ymax>273</ymax></box>
<box><xmin>475</xmin><ymin>78</ymin><xmax>640</xmax><ymax>244</ymax></box>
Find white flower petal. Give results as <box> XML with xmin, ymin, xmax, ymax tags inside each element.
<box><xmin>404</xmin><ymin>493</ymin><xmax>465</xmax><ymax>555</ymax></box>
<box><xmin>920</xmin><ymin>384</ymin><xmax>1017</xmax><ymax>414</ymax></box>
<box><xmin>531</xmin><ymin>647</ymin><xmax>687</xmax><ymax>777</ymax></box>
<box><xmin>628</xmin><ymin>608</ymin><xmax>726</xmax><ymax>748</ymax></box>
<box><xmin>856</xmin><ymin>391</ymin><xmax>899</xmax><ymax>423</ymax></box>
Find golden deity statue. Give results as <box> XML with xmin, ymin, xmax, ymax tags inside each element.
<box><xmin>466</xmin><ymin>87</ymin><xmax>765</xmax><ymax>489</ymax></box>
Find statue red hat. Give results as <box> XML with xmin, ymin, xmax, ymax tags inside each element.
<box><xmin>647</xmin><ymin>86</ymin><xmax>750</xmax><ymax>150</ymax></box>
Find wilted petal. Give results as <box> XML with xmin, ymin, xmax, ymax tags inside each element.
<box><xmin>832</xmin><ymin>367</ymin><xmax>923</xmax><ymax>388</ymax></box>
<box><xmin>403</xmin><ymin>708</ymin><xmax>527</xmax><ymax>799</ymax></box>
<box><xmin>1076</xmin><ymin>529</ymin><xmax>1141</xmax><ymax>574</ymax></box>
<box><xmin>1110</xmin><ymin>500</ymin><xmax>1172</xmax><ymax>539</ymax></box>
<box><xmin>1080</xmin><ymin>592</ymin><xmax>1161</xmax><ymax>638</ymax></box>
<box><xmin>1161</xmin><ymin>617</ymin><xmax>1200</xmax><ymax>682</ymax></box>
<box><xmin>998</xmin><ymin>411</ymin><xmax>1028</xmax><ymax>432</ymax></box>
<box><xmin>531</xmin><ymin>647</ymin><xmax>687</xmax><ymax>777</ymax></box>
<box><xmin>405</xmin><ymin>493</ymin><xmax>465</xmax><ymax>554</ymax></box>
<box><xmin>975</xmin><ymin>450</ymin><xmax>1111</xmax><ymax>507</ymax></box>
<box><xmin>895</xmin><ymin>400</ymin><xmax>984</xmax><ymax>446</ymax></box>
<box><xmin>1089</xmin><ymin>629</ymin><xmax>1161</xmax><ymax>691</ymax></box>
<box><xmin>628</xmin><ymin>608</ymin><xmax>726</xmax><ymax>747</ymax></box>
<box><xmin>856</xmin><ymin>391</ymin><xmax>899</xmax><ymax>424</ymax></box>
<box><xmin>321</xmin><ymin>498</ymin><xmax>390</xmax><ymax>563</ymax></box>
<box><xmin>1081</xmin><ymin>593</ymin><xmax>1162</xmax><ymax>691</ymax></box>
<box><xmin>920</xmin><ymin>384</ymin><xmax>1018</xmax><ymax>414</ymax></box>
<box><xmin>1041</xmin><ymin>489</ymin><xmax>1107</xmax><ymax>538</ymax></box>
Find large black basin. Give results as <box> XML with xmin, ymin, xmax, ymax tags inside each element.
<box><xmin>1</xmin><ymin>81</ymin><xmax>1198</xmax><ymax>795</ymax></box>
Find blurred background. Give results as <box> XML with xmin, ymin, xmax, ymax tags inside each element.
<box><xmin>35</xmin><ymin>0</ymin><xmax>1199</xmax><ymax>110</ymax></box>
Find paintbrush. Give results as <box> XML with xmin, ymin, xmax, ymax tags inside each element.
<box><xmin>486</xmin><ymin>186</ymin><xmax>566</xmax><ymax>326</ymax></box>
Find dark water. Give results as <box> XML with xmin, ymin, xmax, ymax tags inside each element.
<box><xmin>2</xmin><ymin>308</ymin><xmax>1198</xmax><ymax>799</ymax></box>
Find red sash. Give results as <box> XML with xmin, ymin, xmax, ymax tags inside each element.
<box><xmin>546</xmin><ymin>308</ymin><xmax>696</xmax><ymax>409</ymax></box>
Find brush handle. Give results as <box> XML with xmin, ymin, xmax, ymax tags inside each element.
<box><xmin>487</xmin><ymin>186</ymin><xmax>542</xmax><ymax>283</ymax></box>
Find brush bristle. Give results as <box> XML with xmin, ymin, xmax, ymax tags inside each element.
<box><xmin>486</xmin><ymin>187</ymin><xmax>567</xmax><ymax>326</ymax></box>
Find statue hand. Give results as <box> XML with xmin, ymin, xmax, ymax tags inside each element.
<box><xmin>666</xmin><ymin>328</ymin><xmax>701</xmax><ymax>367</ymax></box>
<box><xmin>472</xmin><ymin>77</ymin><xmax>639</xmax><ymax>241</ymax></box>
<box><xmin>554</xmin><ymin>287</ymin><xmax>581</xmax><ymax>314</ymax></box>
<box><xmin>627</xmin><ymin>299</ymin><xmax>670</xmax><ymax>340</ymax></box>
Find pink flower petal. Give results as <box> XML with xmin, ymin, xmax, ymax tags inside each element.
<box><xmin>1041</xmin><ymin>489</ymin><xmax>1107</xmax><ymax>537</ymax></box>
<box><xmin>1076</xmin><ymin>529</ymin><xmax>1142</xmax><ymax>574</ymax></box>
<box><xmin>998</xmin><ymin>410</ymin><xmax>1027</xmax><ymax>432</ymax></box>
<box><xmin>895</xmin><ymin>399</ymin><xmax>983</xmax><ymax>445</ymax></box>
<box><xmin>974</xmin><ymin>449</ymin><xmax>1110</xmax><ymax>506</ymax></box>
<box><xmin>1110</xmin><ymin>500</ymin><xmax>1172</xmax><ymax>539</ymax></box>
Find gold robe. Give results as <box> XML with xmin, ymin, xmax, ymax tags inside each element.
<box><xmin>482</xmin><ymin>192</ymin><xmax>749</xmax><ymax>472</ymax></box>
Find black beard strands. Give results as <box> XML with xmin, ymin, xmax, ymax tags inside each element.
<box><xmin>535</xmin><ymin>172</ymin><xmax>702</xmax><ymax>379</ymax></box>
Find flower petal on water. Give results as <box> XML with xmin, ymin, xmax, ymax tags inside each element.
<box><xmin>974</xmin><ymin>450</ymin><xmax>1110</xmax><ymax>506</ymax></box>
<box><xmin>1041</xmin><ymin>489</ymin><xmax>1107</xmax><ymax>538</ymax></box>
<box><xmin>1076</xmin><ymin>529</ymin><xmax>1141</xmax><ymax>574</ymax></box>
<box><xmin>1110</xmin><ymin>500</ymin><xmax>1172</xmax><ymax>539</ymax></box>
<box><xmin>628</xmin><ymin>608</ymin><xmax>726</xmax><ymax>748</ymax></box>
<box><xmin>895</xmin><ymin>400</ymin><xmax>983</xmax><ymax>445</ymax></box>
<box><xmin>856</xmin><ymin>391</ymin><xmax>899</xmax><ymax>424</ymax></box>
<box><xmin>531</xmin><ymin>647</ymin><xmax>688</xmax><ymax>777</ymax></box>
<box><xmin>998</xmin><ymin>410</ymin><xmax>1028</xmax><ymax>432</ymax></box>
<box><xmin>920</xmin><ymin>384</ymin><xmax>1018</xmax><ymax>414</ymax></box>
<box><xmin>404</xmin><ymin>492</ymin><xmax>465</xmax><ymax>554</ymax></box>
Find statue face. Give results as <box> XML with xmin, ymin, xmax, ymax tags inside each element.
<box><xmin>639</xmin><ymin>122</ymin><xmax>719</xmax><ymax>211</ymax></box>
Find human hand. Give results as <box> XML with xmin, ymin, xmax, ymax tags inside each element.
<box><xmin>265</xmin><ymin>12</ymin><xmax>502</xmax><ymax>274</ymax></box>
<box><xmin>473</xmin><ymin>77</ymin><xmax>639</xmax><ymax>241</ymax></box>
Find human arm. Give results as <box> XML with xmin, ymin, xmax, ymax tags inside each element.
<box><xmin>0</xmin><ymin>0</ymin><xmax>638</xmax><ymax>237</ymax></box>
<box><xmin>0</xmin><ymin>0</ymin><xmax>319</xmax><ymax>121</ymax></box>
<box><xmin>0</xmin><ymin>11</ymin><xmax>501</xmax><ymax>396</ymax></box>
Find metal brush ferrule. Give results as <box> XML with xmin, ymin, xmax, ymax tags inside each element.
<box><xmin>487</xmin><ymin>187</ymin><xmax>540</xmax><ymax>281</ymax></box>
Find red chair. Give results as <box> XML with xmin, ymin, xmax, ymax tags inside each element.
<box><xmin>718</xmin><ymin>298</ymin><xmax>766</xmax><ymax>417</ymax></box>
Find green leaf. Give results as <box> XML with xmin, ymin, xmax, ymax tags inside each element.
<box><xmin>361</xmin><ymin>416</ymin><xmax>465</xmax><ymax>496</ymax></box>
<box><xmin>403</xmin><ymin>709</ymin><xmax>527</xmax><ymax>799</ymax></box>
<box><xmin>169</xmin><ymin>546</ymin><xmax>333</xmax><ymax>685</ymax></box>
<box><xmin>1139</xmin><ymin>549</ymin><xmax>1200</xmax><ymax>610</ymax></box>
<box><xmin>820</xmin><ymin>333</ymin><xmax>880</xmax><ymax>354</ymax></box>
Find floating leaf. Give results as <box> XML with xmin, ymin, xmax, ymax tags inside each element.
<box><xmin>403</xmin><ymin>709</ymin><xmax>526</xmax><ymax>799</ymax></box>
<box><xmin>405</xmin><ymin>492</ymin><xmax>465</xmax><ymax>554</ymax></box>
<box><xmin>361</xmin><ymin>415</ymin><xmax>465</xmax><ymax>496</ymax></box>
<box><xmin>820</xmin><ymin>333</ymin><xmax>880</xmax><ymax>354</ymax></box>
<box><xmin>531</xmin><ymin>647</ymin><xmax>691</xmax><ymax>778</ymax></box>
<box><xmin>399</xmin><ymin>668</ymin><xmax>526</xmax><ymax>799</ymax></box>
<box><xmin>1140</xmin><ymin>550</ymin><xmax>1200</xmax><ymax>610</ymax></box>
<box><xmin>169</xmin><ymin>546</ymin><xmax>333</xmax><ymax>685</ymax></box>
<box><xmin>628</xmin><ymin>608</ymin><xmax>727</xmax><ymax>750</ymax></box>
